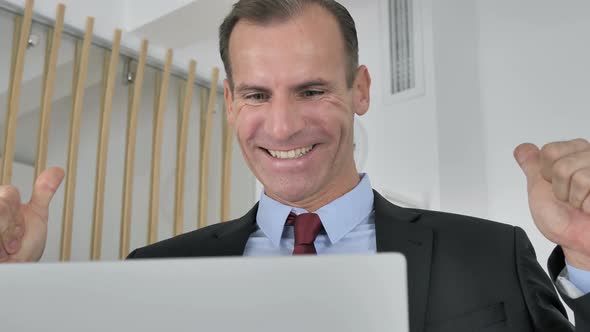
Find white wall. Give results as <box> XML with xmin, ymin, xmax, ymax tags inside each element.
<box><xmin>123</xmin><ymin>0</ymin><xmax>195</xmax><ymax>32</ymax></box>
<box><xmin>432</xmin><ymin>0</ymin><xmax>488</xmax><ymax>217</ymax></box>
<box><xmin>478</xmin><ymin>0</ymin><xmax>590</xmax><ymax>270</ymax></box>
<box><xmin>341</xmin><ymin>0</ymin><xmax>441</xmax><ymax>210</ymax></box>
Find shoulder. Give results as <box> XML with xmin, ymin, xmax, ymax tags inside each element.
<box><xmin>408</xmin><ymin>208</ymin><xmax>522</xmax><ymax>257</ymax></box>
<box><xmin>127</xmin><ymin>203</ymin><xmax>259</xmax><ymax>259</ymax></box>
<box><xmin>412</xmin><ymin>208</ymin><xmax>515</xmax><ymax>235</ymax></box>
<box><xmin>126</xmin><ymin>219</ymin><xmax>243</xmax><ymax>259</ymax></box>
<box><xmin>402</xmin><ymin>208</ymin><xmax>553</xmax><ymax>270</ymax></box>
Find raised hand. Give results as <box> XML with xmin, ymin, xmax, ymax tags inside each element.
<box><xmin>515</xmin><ymin>138</ymin><xmax>590</xmax><ymax>270</ymax></box>
<box><xmin>0</xmin><ymin>167</ymin><xmax>64</xmax><ymax>263</ymax></box>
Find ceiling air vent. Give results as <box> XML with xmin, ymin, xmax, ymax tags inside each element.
<box><xmin>389</xmin><ymin>0</ymin><xmax>415</xmax><ymax>95</ymax></box>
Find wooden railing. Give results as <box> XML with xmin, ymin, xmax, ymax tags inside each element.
<box><xmin>0</xmin><ymin>0</ymin><xmax>234</xmax><ymax>261</ymax></box>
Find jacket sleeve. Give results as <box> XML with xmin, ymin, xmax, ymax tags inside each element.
<box><xmin>548</xmin><ymin>245</ymin><xmax>590</xmax><ymax>331</ymax></box>
<box><xmin>513</xmin><ymin>227</ymin><xmax>575</xmax><ymax>331</ymax></box>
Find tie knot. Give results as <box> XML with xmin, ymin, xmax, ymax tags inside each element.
<box><xmin>286</xmin><ymin>212</ymin><xmax>323</xmax><ymax>248</ymax></box>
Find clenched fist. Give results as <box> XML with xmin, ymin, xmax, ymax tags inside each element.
<box><xmin>515</xmin><ymin>138</ymin><xmax>590</xmax><ymax>270</ymax></box>
<box><xmin>0</xmin><ymin>167</ymin><xmax>64</xmax><ymax>263</ymax></box>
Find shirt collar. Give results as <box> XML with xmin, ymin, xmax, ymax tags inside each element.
<box><xmin>256</xmin><ymin>174</ymin><xmax>374</xmax><ymax>247</ymax></box>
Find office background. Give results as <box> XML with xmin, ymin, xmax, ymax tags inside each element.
<box><xmin>0</xmin><ymin>4</ymin><xmax>588</xmax><ymax>321</ymax></box>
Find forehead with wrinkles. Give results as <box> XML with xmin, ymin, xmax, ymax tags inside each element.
<box><xmin>228</xmin><ymin>5</ymin><xmax>349</xmax><ymax>89</ymax></box>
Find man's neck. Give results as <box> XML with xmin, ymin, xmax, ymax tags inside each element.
<box><xmin>266</xmin><ymin>172</ymin><xmax>361</xmax><ymax>212</ymax></box>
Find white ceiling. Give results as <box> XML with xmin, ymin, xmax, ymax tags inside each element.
<box><xmin>125</xmin><ymin>0</ymin><xmax>234</xmax><ymax>81</ymax></box>
<box><xmin>128</xmin><ymin>0</ymin><xmax>234</xmax><ymax>49</ymax></box>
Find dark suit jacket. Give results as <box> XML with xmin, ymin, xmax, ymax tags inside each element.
<box><xmin>129</xmin><ymin>191</ymin><xmax>589</xmax><ymax>332</ymax></box>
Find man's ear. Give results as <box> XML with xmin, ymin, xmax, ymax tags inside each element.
<box><xmin>353</xmin><ymin>65</ymin><xmax>371</xmax><ymax>116</ymax></box>
<box><xmin>224</xmin><ymin>79</ymin><xmax>235</xmax><ymax>126</ymax></box>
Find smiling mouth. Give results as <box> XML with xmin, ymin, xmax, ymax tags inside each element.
<box><xmin>264</xmin><ymin>145</ymin><xmax>315</xmax><ymax>160</ymax></box>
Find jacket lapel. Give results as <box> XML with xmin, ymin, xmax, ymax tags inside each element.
<box><xmin>374</xmin><ymin>190</ymin><xmax>433</xmax><ymax>332</ymax></box>
<box><xmin>210</xmin><ymin>203</ymin><xmax>259</xmax><ymax>256</ymax></box>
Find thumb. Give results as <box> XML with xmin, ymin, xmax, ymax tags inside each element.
<box><xmin>29</xmin><ymin>167</ymin><xmax>65</xmax><ymax>217</ymax></box>
<box><xmin>514</xmin><ymin>143</ymin><xmax>542</xmax><ymax>186</ymax></box>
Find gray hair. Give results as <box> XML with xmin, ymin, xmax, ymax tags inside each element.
<box><xmin>219</xmin><ymin>0</ymin><xmax>359</xmax><ymax>90</ymax></box>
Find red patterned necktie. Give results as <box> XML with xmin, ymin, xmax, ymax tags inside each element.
<box><xmin>285</xmin><ymin>212</ymin><xmax>323</xmax><ymax>255</ymax></box>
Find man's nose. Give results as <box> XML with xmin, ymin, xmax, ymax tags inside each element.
<box><xmin>264</xmin><ymin>95</ymin><xmax>304</xmax><ymax>141</ymax></box>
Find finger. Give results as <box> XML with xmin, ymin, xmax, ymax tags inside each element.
<box><xmin>4</xmin><ymin>211</ymin><xmax>25</xmax><ymax>255</ymax></box>
<box><xmin>0</xmin><ymin>185</ymin><xmax>21</xmax><ymax>218</ymax></box>
<box><xmin>583</xmin><ymin>192</ymin><xmax>590</xmax><ymax>215</ymax></box>
<box><xmin>0</xmin><ymin>247</ymin><xmax>7</xmax><ymax>262</ymax></box>
<box><xmin>0</xmin><ymin>205</ymin><xmax>21</xmax><ymax>255</ymax></box>
<box><xmin>0</xmin><ymin>186</ymin><xmax>22</xmax><ymax>255</ymax></box>
<box><xmin>1</xmin><ymin>226</ymin><xmax>23</xmax><ymax>255</ymax></box>
<box><xmin>570</xmin><ymin>167</ymin><xmax>590</xmax><ymax>210</ymax></box>
<box><xmin>0</xmin><ymin>202</ymin><xmax>12</xmax><ymax>255</ymax></box>
<box><xmin>514</xmin><ymin>143</ymin><xmax>542</xmax><ymax>191</ymax></box>
<box><xmin>552</xmin><ymin>151</ymin><xmax>590</xmax><ymax>202</ymax></box>
<box><xmin>540</xmin><ymin>138</ymin><xmax>590</xmax><ymax>182</ymax></box>
<box><xmin>28</xmin><ymin>167</ymin><xmax>65</xmax><ymax>220</ymax></box>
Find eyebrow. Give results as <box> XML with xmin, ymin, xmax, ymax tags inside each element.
<box><xmin>235</xmin><ymin>84</ymin><xmax>272</xmax><ymax>95</ymax></box>
<box><xmin>292</xmin><ymin>79</ymin><xmax>334</xmax><ymax>91</ymax></box>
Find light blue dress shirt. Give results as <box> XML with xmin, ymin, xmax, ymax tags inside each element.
<box><xmin>243</xmin><ymin>174</ymin><xmax>376</xmax><ymax>256</ymax></box>
<box><xmin>567</xmin><ymin>263</ymin><xmax>590</xmax><ymax>294</ymax></box>
<box><xmin>243</xmin><ymin>173</ymin><xmax>590</xmax><ymax>295</ymax></box>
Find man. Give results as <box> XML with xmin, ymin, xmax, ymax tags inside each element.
<box><xmin>0</xmin><ymin>0</ymin><xmax>589</xmax><ymax>331</ymax></box>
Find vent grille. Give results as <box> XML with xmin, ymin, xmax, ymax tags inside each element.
<box><xmin>389</xmin><ymin>0</ymin><xmax>415</xmax><ymax>94</ymax></box>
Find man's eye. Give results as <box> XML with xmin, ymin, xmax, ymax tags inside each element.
<box><xmin>302</xmin><ymin>90</ymin><xmax>324</xmax><ymax>98</ymax></box>
<box><xmin>245</xmin><ymin>93</ymin><xmax>268</xmax><ymax>101</ymax></box>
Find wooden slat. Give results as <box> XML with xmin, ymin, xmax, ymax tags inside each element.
<box><xmin>197</xmin><ymin>68</ymin><xmax>220</xmax><ymax>229</ymax></box>
<box><xmin>220</xmin><ymin>99</ymin><xmax>233</xmax><ymax>222</ymax></box>
<box><xmin>174</xmin><ymin>80</ymin><xmax>186</xmax><ymax>234</ymax></box>
<box><xmin>34</xmin><ymin>4</ymin><xmax>65</xmax><ymax>179</ymax></box>
<box><xmin>3</xmin><ymin>14</ymin><xmax>20</xmax><ymax>173</ymax></box>
<box><xmin>6</xmin><ymin>15</ymin><xmax>21</xmax><ymax>151</ymax></box>
<box><xmin>120</xmin><ymin>40</ymin><xmax>148</xmax><ymax>260</ymax></box>
<box><xmin>1</xmin><ymin>0</ymin><xmax>34</xmax><ymax>185</ymax></box>
<box><xmin>71</xmin><ymin>40</ymin><xmax>82</xmax><ymax>110</ymax></box>
<box><xmin>197</xmin><ymin>88</ymin><xmax>207</xmax><ymax>228</ymax></box>
<box><xmin>173</xmin><ymin>60</ymin><xmax>196</xmax><ymax>236</ymax></box>
<box><xmin>60</xmin><ymin>17</ymin><xmax>94</xmax><ymax>262</ymax></box>
<box><xmin>99</xmin><ymin>50</ymin><xmax>110</xmax><ymax>118</ymax></box>
<box><xmin>199</xmin><ymin>88</ymin><xmax>208</xmax><ymax>161</ymax></box>
<box><xmin>90</xmin><ymin>48</ymin><xmax>109</xmax><ymax>258</ymax></box>
<box><xmin>8</xmin><ymin>16</ymin><xmax>22</xmax><ymax>89</ymax></box>
<box><xmin>90</xmin><ymin>29</ymin><xmax>122</xmax><ymax>261</ymax></box>
<box><xmin>147</xmin><ymin>49</ymin><xmax>173</xmax><ymax>245</ymax></box>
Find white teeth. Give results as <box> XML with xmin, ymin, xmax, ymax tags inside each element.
<box><xmin>268</xmin><ymin>146</ymin><xmax>313</xmax><ymax>159</ymax></box>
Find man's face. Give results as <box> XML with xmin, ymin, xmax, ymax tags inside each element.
<box><xmin>224</xmin><ymin>5</ymin><xmax>370</xmax><ymax>210</ymax></box>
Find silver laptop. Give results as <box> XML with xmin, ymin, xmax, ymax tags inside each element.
<box><xmin>0</xmin><ymin>253</ymin><xmax>408</xmax><ymax>332</ymax></box>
